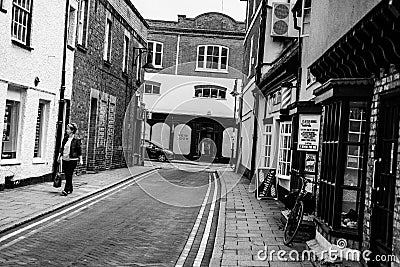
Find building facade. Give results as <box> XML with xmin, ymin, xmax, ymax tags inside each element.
<box><xmin>143</xmin><ymin>13</ymin><xmax>245</xmax><ymax>163</ymax></box>
<box><xmin>0</xmin><ymin>0</ymin><xmax>66</xmax><ymax>189</ymax></box>
<box><xmin>69</xmin><ymin>0</ymin><xmax>148</xmax><ymax>172</ymax></box>
<box><xmin>305</xmin><ymin>0</ymin><xmax>400</xmax><ymax>264</ymax></box>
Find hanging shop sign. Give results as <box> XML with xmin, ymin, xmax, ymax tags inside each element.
<box><xmin>297</xmin><ymin>114</ymin><xmax>321</xmax><ymax>151</ymax></box>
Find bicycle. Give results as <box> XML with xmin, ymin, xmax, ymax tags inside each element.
<box><xmin>283</xmin><ymin>170</ymin><xmax>315</xmax><ymax>245</ymax></box>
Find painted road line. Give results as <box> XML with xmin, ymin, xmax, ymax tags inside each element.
<box><xmin>0</xmin><ymin>175</ymin><xmax>146</xmax><ymax>250</ymax></box>
<box><xmin>0</xmin><ymin>170</ymin><xmax>158</xmax><ymax>245</ymax></box>
<box><xmin>175</xmin><ymin>173</ymin><xmax>212</xmax><ymax>267</ymax></box>
<box><xmin>193</xmin><ymin>172</ymin><xmax>218</xmax><ymax>267</ymax></box>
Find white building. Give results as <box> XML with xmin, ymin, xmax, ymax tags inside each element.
<box><xmin>0</xmin><ymin>0</ymin><xmax>69</xmax><ymax>189</ymax></box>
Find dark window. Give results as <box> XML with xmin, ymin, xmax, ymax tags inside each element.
<box><xmin>194</xmin><ymin>85</ymin><xmax>227</xmax><ymax>99</ymax></box>
<box><xmin>147</xmin><ymin>41</ymin><xmax>163</xmax><ymax>67</ymax></box>
<box><xmin>77</xmin><ymin>0</ymin><xmax>89</xmax><ymax>46</ymax></box>
<box><xmin>103</xmin><ymin>18</ymin><xmax>112</xmax><ymax>61</ymax></box>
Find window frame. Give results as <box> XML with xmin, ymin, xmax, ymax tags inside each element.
<box><xmin>300</xmin><ymin>0</ymin><xmax>311</xmax><ymax>37</ymax></box>
<box><xmin>277</xmin><ymin>121</ymin><xmax>292</xmax><ymax>178</ymax></box>
<box><xmin>147</xmin><ymin>41</ymin><xmax>163</xmax><ymax>68</ymax></box>
<box><xmin>262</xmin><ymin>124</ymin><xmax>273</xmax><ymax>168</ymax></box>
<box><xmin>196</xmin><ymin>45</ymin><xmax>229</xmax><ymax>73</ymax></box>
<box><xmin>11</xmin><ymin>0</ymin><xmax>33</xmax><ymax>46</ymax></box>
<box><xmin>122</xmin><ymin>34</ymin><xmax>130</xmax><ymax>73</ymax></box>
<box><xmin>317</xmin><ymin>99</ymin><xmax>370</xmax><ymax>233</ymax></box>
<box><xmin>67</xmin><ymin>4</ymin><xmax>77</xmax><ymax>48</ymax></box>
<box><xmin>33</xmin><ymin>101</ymin><xmax>49</xmax><ymax>159</ymax></box>
<box><xmin>144</xmin><ymin>81</ymin><xmax>161</xmax><ymax>95</ymax></box>
<box><xmin>2</xmin><ymin>99</ymin><xmax>21</xmax><ymax>160</ymax></box>
<box><xmin>194</xmin><ymin>85</ymin><xmax>227</xmax><ymax>99</ymax></box>
<box><xmin>103</xmin><ymin>17</ymin><xmax>113</xmax><ymax>62</ymax></box>
<box><xmin>77</xmin><ymin>0</ymin><xmax>90</xmax><ymax>47</ymax></box>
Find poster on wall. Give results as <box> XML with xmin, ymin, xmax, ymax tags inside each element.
<box><xmin>297</xmin><ymin>114</ymin><xmax>321</xmax><ymax>151</ymax></box>
<box><xmin>304</xmin><ymin>153</ymin><xmax>316</xmax><ymax>173</ymax></box>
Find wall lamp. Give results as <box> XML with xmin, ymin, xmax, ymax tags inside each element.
<box><xmin>133</xmin><ymin>47</ymin><xmax>155</xmax><ymax>72</ymax></box>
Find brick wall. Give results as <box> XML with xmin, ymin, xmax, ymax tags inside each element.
<box><xmin>146</xmin><ymin>13</ymin><xmax>245</xmax><ymax>79</ymax></box>
<box><xmin>71</xmin><ymin>0</ymin><xmax>145</xmax><ymax>173</ymax></box>
<box><xmin>363</xmin><ymin>65</ymin><xmax>400</xmax><ymax>261</ymax></box>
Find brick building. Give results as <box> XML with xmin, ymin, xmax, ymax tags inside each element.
<box><xmin>143</xmin><ymin>13</ymin><xmax>245</xmax><ymax>163</ymax></box>
<box><xmin>70</xmin><ymin>0</ymin><xmax>148</xmax><ymax>172</ymax></box>
<box><xmin>0</xmin><ymin>0</ymin><xmax>65</xmax><ymax>189</ymax></box>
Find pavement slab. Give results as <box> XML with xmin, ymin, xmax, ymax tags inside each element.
<box><xmin>212</xmin><ymin>169</ymin><xmax>312</xmax><ymax>267</ymax></box>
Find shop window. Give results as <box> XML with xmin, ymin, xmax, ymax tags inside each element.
<box><xmin>197</xmin><ymin>45</ymin><xmax>229</xmax><ymax>72</ymax></box>
<box><xmin>2</xmin><ymin>100</ymin><xmax>20</xmax><ymax>159</ymax></box>
<box><xmin>34</xmin><ymin>101</ymin><xmax>48</xmax><ymax>158</ymax></box>
<box><xmin>263</xmin><ymin>124</ymin><xmax>272</xmax><ymax>168</ymax></box>
<box><xmin>318</xmin><ymin>100</ymin><xmax>369</xmax><ymax>231</ymax></box>
<box><xmin>277</xmin><ymin>122</ymin><xmax>292</xmax><ymax>177</ymax></box>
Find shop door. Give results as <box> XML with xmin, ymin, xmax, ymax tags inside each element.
<box><xmin>370</xmin><ymin>96</ymin><xmax>398</xmax><ymax>264</ymax></box>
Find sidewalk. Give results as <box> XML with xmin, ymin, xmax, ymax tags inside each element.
<box><xmin>212</xmin><ymin>169</ymin><xmax>312</xmax><ymax>267</ymax></box>
<box><xmin>0</xmin><ymin>166</ymin><xmax>155</xmax><ymax>234</ymax></box>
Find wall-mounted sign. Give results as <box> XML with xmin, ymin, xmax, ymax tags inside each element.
<box><xmin>297</xmin><ymin>114</ymin><xmax>321</xmax><ymax>151</ymax></box>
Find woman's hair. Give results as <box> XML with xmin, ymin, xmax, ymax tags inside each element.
<box><xmin>68</xmin><ymin>123</ymin><xmax>78</xmax><ymax>134</ymax></box>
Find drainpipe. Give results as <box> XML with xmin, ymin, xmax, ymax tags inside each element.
<box><xmin>250</xmin><ymin>0</ymin><xmax>267</xmax><ymax>179</ymax></box>
<box><xmin>292</xmin><ymin>5</ymin><xmax>302</xmax><ymax>102</ymax></box>
<box><xmin>53</xmin><ymin>0</ymin><xmax>70</xmax><ymax>178</ymax></box>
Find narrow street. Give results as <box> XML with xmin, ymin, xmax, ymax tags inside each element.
<box><xmin>0</xmin><ymin>168</ymin><xmax>220</xmax><ymax>266</ymax></box>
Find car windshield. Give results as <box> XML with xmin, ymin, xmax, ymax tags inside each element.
<box><xmin>146</xmin><ymin>140</ymin><xmax>166</xmax><ymax>149</ymax></box>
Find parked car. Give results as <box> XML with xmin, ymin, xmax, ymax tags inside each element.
<box><xmin>143</xmin><ymin>140</ymin><xmax>174</xmax><ymax>162</ymax></box>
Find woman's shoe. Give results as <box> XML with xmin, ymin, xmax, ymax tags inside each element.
<box><xmin>61</xmin><ymin>190</ymin><xmax>68</xmax><ymax>196</ymax></box>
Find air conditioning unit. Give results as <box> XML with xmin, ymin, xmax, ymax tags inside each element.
<box><xmin>270</xmin><ymin>2</ymin><xmax>297</xmax><ymax>38</ymax></box>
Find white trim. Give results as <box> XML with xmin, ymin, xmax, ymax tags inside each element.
<box><xmin>244</xmin><ymin>2</ymin><xmax>263</xmax><ymax>43</ymax></box>
<box><xmin>175</xmin><ymin>35</ymin><xmax>180</xmax><ymax>75</ymax></box>
<box><xmin>196</xmin><ymin>45</ymin><xmax>229</xmax><ymax>72</ymax></box>
<box><xmin>148</xmin><ymin>41</ymin><xmax>164</xmax><ymax>68</ymax></box>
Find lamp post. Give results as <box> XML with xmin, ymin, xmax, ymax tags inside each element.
<box><xmin>131</xmin><ymin>47</ymin><xmax>155</xmax><ymax>166</ymax></box>
<box><xmin>230</xmin><ymin>79</ymin><xmax>239</xmax><ymax>166</ymax></box>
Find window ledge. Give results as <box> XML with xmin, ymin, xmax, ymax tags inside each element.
<box><xmin>0</xmin><ymin>159</ymin><xmax>21</xmax><ymax>166</ymax></box>
<box><xmin>67</xmin><ymin>44</ymin><xmax>75</xmax><ymax>51</ymax></box>
<box><xmin>32</xmin><ymin>158</ymin><xmax>46</xmax><ymax>164</ymax></box>
<box><xmin>193</xmin><ymin>97</ymin><xmax>227</xmax><ymax>100</ymax></box>
<box><xmin>76</xmin><ymin>44</ymin><xmax>88</xmax><ymax>53</ymax></box>
<box><xmin>195</xmin><ymin>68</ymin><xmax>229</xmax><ymax>74</ymax></box>
<box><xmin>0</xmin><ymin>8</ymin><xmax>6</xmax><ymax>13</ymax></box>
<box><xmin>11</xmin><ymin>40</ymin><xmax>33</xmax><ymax>51</ymax></box>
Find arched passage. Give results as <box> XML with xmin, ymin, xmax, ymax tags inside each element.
<box><xmin>151</xmin><ymin>123</ymin><xmax>170</xmax><ymax>149</ymax></box>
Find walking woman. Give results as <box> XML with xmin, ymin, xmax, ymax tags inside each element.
<box><xmin>58</xmin><ymin>123</ymin><xmax>83</xmax><ymax>196</ymax></box>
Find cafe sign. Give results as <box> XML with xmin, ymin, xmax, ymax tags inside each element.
<box><xmin>297</xmin><ymin>114</ymin><xmax>321</xmax><ymax>151</ymax></box>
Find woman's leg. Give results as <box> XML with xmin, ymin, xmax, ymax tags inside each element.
<box><xmin>63</xmin><ymin>160</ymin><xmax>77</xmax><ymax>193</ymax></box>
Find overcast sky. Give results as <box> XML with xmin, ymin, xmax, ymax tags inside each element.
<box><xmin>131</xmin><ymin>0</ymin><xmax>247</xmax><ymax>22</ymax></box>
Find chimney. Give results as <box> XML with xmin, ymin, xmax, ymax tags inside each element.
<box><xmin>178</xmin><ymin>15</ymin><xmax>186</xmax><ymax>22</ymax></box>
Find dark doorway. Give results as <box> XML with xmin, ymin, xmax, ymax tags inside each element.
<box><xmin>370</xmin><ymin>95</ymin><xmax>399</xmax><ymax>265</ymax></box>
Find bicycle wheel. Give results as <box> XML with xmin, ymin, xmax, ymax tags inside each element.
<box><xmin>283</xmin><ymin>200</ymin><xmax>304</xmax><ymax>245</ymax></box>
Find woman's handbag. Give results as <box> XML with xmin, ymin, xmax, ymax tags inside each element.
<box><xmin>53</xmin><ymin>161</ymin><xmax>64</xmax><ymax>188</ymax></box>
